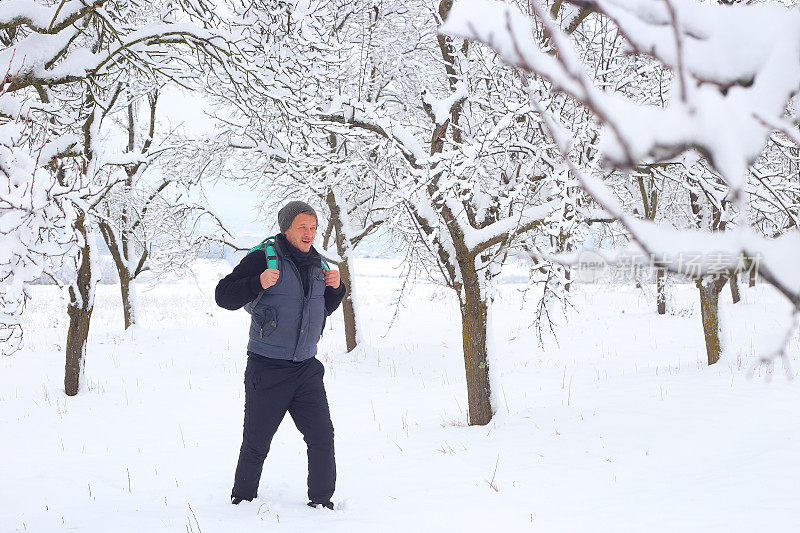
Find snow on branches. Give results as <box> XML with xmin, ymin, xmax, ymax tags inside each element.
<box><xmin>1</xmin><ymin>0</ymin><xmax>234</xmax><ymax>361</ymax></box>
<box><xmin>442</xmin><ymin>0</ymin><xmax>800</xmax><ymax>309</ymax></box>
<box><xmin>0</xmin><ymin>118</ymin><xmax>80</xmax><ymax>354</ymax></box>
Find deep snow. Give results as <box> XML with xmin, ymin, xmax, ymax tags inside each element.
<box><xmin>1</xmin><ymin>258</ymin><xmax>798</xmax><ymax>532</ymax></box>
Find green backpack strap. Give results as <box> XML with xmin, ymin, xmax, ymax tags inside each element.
<box><xmin>243</xmin><ymin>236</ymin><xmax>279</xmax><ymax>315</ymax></box>
<box><xmin>265</xmin><ymin>241</ymin><xmax>278</xmax><ymax>270</ymax></box>
<box><xmin>249</xmin><ymin>236</ymin><xmax>278</xmax><ymax>270</ymax></box>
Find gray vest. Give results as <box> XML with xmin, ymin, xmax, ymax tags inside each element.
<box><xmin>246</xmin><ymin>248</ymin><xmax>327</xmax><ymax>362</ymax></box>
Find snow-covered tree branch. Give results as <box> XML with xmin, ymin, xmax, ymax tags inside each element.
<box><xmin>442</xmin><ymin>0</ymin><xmax>800</xmax><ymax>310</ymax></box>
<box><xmin>0</xmin><ymin>0</ymin><xmax>239</xmax><ymax>394</ymax></box>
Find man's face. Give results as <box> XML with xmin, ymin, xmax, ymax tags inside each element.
<box><xmin>284</xmin><ymin>212</ymin><xmax>317</xmax><ymax>252</ymax></box>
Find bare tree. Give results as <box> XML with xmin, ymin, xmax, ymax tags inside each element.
<box><xmin>318</xmin><ymin>0</ymin><xmax>567</xmax><ymax>425</ymax></box>
<box><xmin>96</xmin><ymin>87</ymin><xmax>234</xmax><ymax>329</ymax></box>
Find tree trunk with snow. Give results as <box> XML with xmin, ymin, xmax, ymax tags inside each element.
<box><xmin>119</xmin><ymin>270</ymin><xmax>136</xmax><ymax>329</ymax></box>
<box><xmin>634</xmin><ymin>170</ymin><xmax>664</xmax><ymax>313</ymax></box>
<box><xmin>338</xmin><ymin>259</ymin><xmax>358</xmax><ymax>352</ymax></box>
<box><xmin>696</xmin><ymin>275</ymin><xmax>727</xmax><ymax>366</ymax></box>
<box><xmin>458</xmin><ymin>263</ymin><xmax>493</xmax><ymax>426</ymax></box>
<box><xmin>730</xmin><ymin>274</ymin><xmax>741</xmax><ymax>304</ymax></box>
<box><xmin>327</xmin><ymin>191</ymin><xmax>363</xmax><ymax>352</ymax></box>
<box><xmin>65</xmin><ymin>212</ymin><xmax>97</xmax><ymax>396</ymax></box>
<box><xmin>99</xmin><ymin>217</ymin><xmax>140</xmax><ymax>330</ymax></box>
<box><xmin>408</xmin><ymin>194</ymin><xmax>499</xmax><ymax>425</ymax></box>
<box><xmin>66</xmin><ymin>92</ymin><xmax>105</xmax><ymax>395</ymax></box>
<box><xmin>119</xmin><ymin>102</ymin><xmax>139</xmax><ymax>331</ymax></box>
<box><xmin>656</xmin><ymin>268</ymin><xmax>667</xmax><ymax>315</ymax></box>
<box><xmin>749</xmin><ymin>268</ymin><xmax>757</xmax><ymax>287</ymax></box>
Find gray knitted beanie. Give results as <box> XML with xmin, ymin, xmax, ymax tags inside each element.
<box><xmin>278</xmin><ymin>201</ymin><xmax>317</xmax><ymax>233</ymax></box>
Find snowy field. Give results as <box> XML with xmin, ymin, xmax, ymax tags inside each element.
<box><xmin>2</xmin><ymin>257</ymin><xmax>798</xmax><ymax>532</ymax></box>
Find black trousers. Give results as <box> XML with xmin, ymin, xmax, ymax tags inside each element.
<box><xmin>231</xmin><ymin>355</ymin><xmax>336</xmax><ymax>503</ymax></box>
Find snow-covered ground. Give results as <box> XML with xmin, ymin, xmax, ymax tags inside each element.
<box><xmin>2</xmin><ymin>258</ymin><xmax>798</xmax><ymax>532</ymax></box>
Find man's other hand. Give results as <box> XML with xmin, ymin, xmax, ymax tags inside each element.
<box><xmin>260</xmin><ymin>268</ymin><xmax>280</xmax><ymax>289</ymax></box>
<box><xmin>325</xmin><ymin>269</ymin><xmax>341</xmax><ymax>289</ymax></box>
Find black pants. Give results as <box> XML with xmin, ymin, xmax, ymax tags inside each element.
<box><xmin>231</xmin><ymin>355</ymin><xmax>336</xmax><ymax>503</ymax></box>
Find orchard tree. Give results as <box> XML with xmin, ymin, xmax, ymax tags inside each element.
<box><xmin>319</xmin><ymin>0</ymin><xmax>569</xmax><ymax>425</ymax></box>
<box><xmin>97</xmin><ymin>87</ymin><xmax>234</xmax><ymax>329</ymax></box>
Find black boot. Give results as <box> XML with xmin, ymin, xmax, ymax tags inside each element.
<box><xmin>307</xmin><ymin>501</ymin><xmax>334</xmax><ymax>510</ymax></box>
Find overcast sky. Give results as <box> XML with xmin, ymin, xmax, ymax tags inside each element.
<box><xmin>160</xmin><ymin>88</ymin><xmax>271</xmax><ymax>241</ymax></box>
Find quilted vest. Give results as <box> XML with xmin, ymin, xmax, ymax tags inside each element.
<box><xmin>246</xmin><ymin>243</ymin><xmax>327</xmax><ymax>361</ymax></box>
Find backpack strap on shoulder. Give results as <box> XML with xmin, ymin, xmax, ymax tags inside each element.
<box><xmin>264</xmin><ymin>239</ymin><xmax>278</xmax><ymax>270</ymax></box>
<box><xmin>248</xmin><ymin>235</ymin><xmax>278</xmax><ymax>270</ymax></box>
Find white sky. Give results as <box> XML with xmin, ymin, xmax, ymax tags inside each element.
<box><xmin>159</xmin><ymin>87</ymin><xmax>270</xmax><ymax>241</ymax></box>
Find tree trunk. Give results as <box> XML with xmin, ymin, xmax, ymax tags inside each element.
<box><xmin>749</xmin><ymin>267</ymin><xmax>756</xmax><ymax>287</ymax></box>
<box><xmin>326</xmin><ymin>190</ymin><xmax>361</xmax><ymax>353</ymax></box>
<box><xmin>458</xmin><ymin>265</ymin><xmax>493</xmax><ymax>426</ymax></box>
<box><xmin>97</xmin><ymin>221</ymin><xmax>143</xmax><ymax>331</ymax></box>
<box><xmin>119</xmin><ymin>270</ymin><xmax>137</xmax><ymax>329</ymax></box>
<box><xmin>656</xmin><ymin>267</ymin><xmax>666</xmax><ymax>315</ymax></box>
<box><xmin>729</xmin><ymin>274</ymin><xmax>741</xmax><ymax>304</ymax></box>
<box><xmin>338</xmin><ymin>256</ymin><xmax>358</xmax><ymax>352</ymax></box>
<box><xmin>65</xmin><ymin>213</ymin><xmax>96</xmax><ymax>396</ymax></box>
<box><xmin>65</xmin><ymin>301</ymin><xmax>92</xmax><ymax>396</ymax></box>
<box><xmin>696</xmin><ymin>276</ymin><xmax>726</xmax><ymax>366</ymax></box>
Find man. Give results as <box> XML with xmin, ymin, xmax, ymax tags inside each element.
<box><xmin>215</xmin><ymin>200</ymin><xmax>346</xmax><ymax>510</ymax></box>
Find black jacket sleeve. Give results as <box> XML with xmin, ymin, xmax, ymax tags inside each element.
<box><xmin>324</xmin><ymin>282</ymin><xmax>347</xmax><ymax>316</ymax></box>
<box><xmin>215</xmin><ymin>252</ymin><xmax>265</xmax><ymax>310</ymax></box>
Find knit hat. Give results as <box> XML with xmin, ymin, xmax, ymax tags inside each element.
<box><xmin>278</xmin><ymin>201</ymin><xmax>317</xmax><ymax>233</ymax></box>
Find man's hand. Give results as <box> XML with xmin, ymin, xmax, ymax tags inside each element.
<box><xmin>325</xmin><ymin>269</ymin><xmax>341</xmax><ymax>289</ymax></box>
<box><xmin>260</xmin><ymin>268</ymin><xmax>279</xmax><ymax>289</ymax></box>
